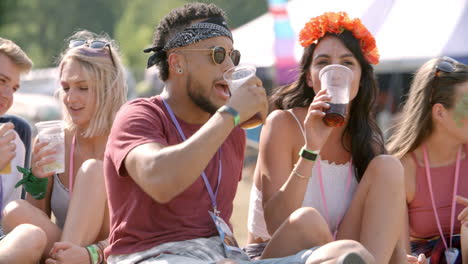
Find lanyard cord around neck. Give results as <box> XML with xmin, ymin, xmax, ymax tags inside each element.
<box><xmin>162</xmin><ymin>99</ymin><xmax>223</xmax><ymax>214</ymax></box>
<box><xmin>423</xmin><ymin>145</ymin><xmax>462</xmax><ymax>249</ymax></box>
<box><xmin>316</xmin><ymin>158</ymin><xmax>353</xmax><ymax>239</ymax></box>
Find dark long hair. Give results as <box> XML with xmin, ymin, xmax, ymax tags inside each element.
<box><xmin>270</xmin><ymin>31</ymin><xmax>385</xmax><ymax>181</ymax></box>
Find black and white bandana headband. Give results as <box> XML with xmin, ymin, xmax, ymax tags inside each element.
<box><xmin>144</xmin><ymin>17</ymin><xmax>233</xmax><ymax>68</ymax></box>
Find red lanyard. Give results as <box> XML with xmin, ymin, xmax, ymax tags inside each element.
<box><xmin>423</xmin><ymin>145</ymin><xmax>461</xmax><ymax>249</ymax></box>
<box><xmin>316</xmin><ymin>158</ymin><xmax>353</xmax><ymax>239</ymax></box>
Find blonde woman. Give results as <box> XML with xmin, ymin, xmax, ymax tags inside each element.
<box><xmin>387</xmin><ymin>57</ymin><xmax>468</xmax><ymax>264</ymax></box>
<box><xmin>2</xmin><ymin>30</ymin><xmax>127</xmax><ymax>263</ymax></box>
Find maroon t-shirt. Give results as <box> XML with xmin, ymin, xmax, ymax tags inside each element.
<box><xmin>104</xmin><ymin>96</ymin><xmax>246</xmax><ymax>257</ymax></box>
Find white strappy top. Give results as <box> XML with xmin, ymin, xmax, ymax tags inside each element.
<box><xmin>247</xmin><ymin>110</ymin><xmax>358</xmax><ymax>240</ymax></box>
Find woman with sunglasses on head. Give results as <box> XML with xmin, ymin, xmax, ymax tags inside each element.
<box><xmin>387</xmin><ymin>57</ymin><xmax>468</xmax><ymax>264</ymax></box>
<box><xmin>246</xmin><ymin>12</ymin><xmax>407</xmax><ymax>264</ymax></box>
<box><xmin>2</xmin><ymin>30</ymin><xmax>127</xmax><ymax>263</ymax></box>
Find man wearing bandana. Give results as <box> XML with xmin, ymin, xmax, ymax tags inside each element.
<box><xmin>103</xmin><ymin>3</ymin><xmax>371</xmax><ymax>264</ymax></box>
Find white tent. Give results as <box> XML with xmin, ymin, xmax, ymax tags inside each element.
<box><xmin>232</xmin><ymin>0</ymin><xmax>468</xmax><ymax>72</ymax></box>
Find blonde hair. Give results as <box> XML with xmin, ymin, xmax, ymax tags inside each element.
<box><xmin>0</xmin><ymin>37</ymin><xmax>33</xmax><ymax>73</ymax></box>
<box><xmin>57</xmin><ymin>30</ymin><xmax>127</xmax><ymax>138</ymax></box>
<box><xmin>387</xmin><ymin>58</ymin><xmax>468</xmax><ymax>158</ymax></box>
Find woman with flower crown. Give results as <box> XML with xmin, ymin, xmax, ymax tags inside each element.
<box><xmin>245</xmin><ymin>11</ymin><xmax>406</xmax><ymax>264</ymax></box>
<box><xmin>387</xmin><ymin>57</ymin><xmax>468</xmax><ymax>264</ymax></box>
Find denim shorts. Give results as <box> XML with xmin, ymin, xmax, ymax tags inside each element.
<box><xmin>107</xmin><ymin>236</ymin><xmax>316</xmax><ymax>264</ymax></box>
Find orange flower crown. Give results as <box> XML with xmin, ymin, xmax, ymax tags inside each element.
<box><xmin>299</xmin><ymin>11</ymin><xmax>380</xmax><ymax>65</ymax></box>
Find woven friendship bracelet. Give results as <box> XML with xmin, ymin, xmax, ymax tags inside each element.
<box><xmin>86</xmin><ymin>245</ymin><xmax>100</xmax><ymax>264</ymax></box>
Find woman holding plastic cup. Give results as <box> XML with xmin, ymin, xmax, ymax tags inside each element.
<box><xmin>246</xmin><ymin>12</ymin><xmax>406</xmax><ymax>263</ymax></box>
<box><xmin>2</xmin><ymin>30</ymin><xmax>127</xmax><ymax>262</ymax></box>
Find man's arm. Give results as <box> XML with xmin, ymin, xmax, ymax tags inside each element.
<box><xmin>125</xmin><ymin>111</ymin><xmax>236</xmax><ymax>204</ymax></box>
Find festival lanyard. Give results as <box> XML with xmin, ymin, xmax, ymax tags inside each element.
<box><xmin>69</xmin><ymin>134</ymin><xmax>76</xmax><ymax>197</ymax></box>
<box><xmin>162</xmin><ymin>99</ymin><xmax>223</xmax><ymax>215</ymax></box>
<box><xmin>316</xmin><ymin>158</ymin><xmax>353</xmax><ymax>239</ymax></box>
<box><xmin>423</xmin><ymin>145</ymin><xmax>461</xmax><ymax>250</ymax></box>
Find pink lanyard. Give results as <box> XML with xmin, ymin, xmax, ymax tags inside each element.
<box><xmin>316</xmin><ymin>158</ymin><xmax>353</xmax><ymax>239</ymax></box>
<box><xmin>423</xmin><ymin>145</ymin><xmax>461</xmax><ymax>249</ymax></box>
<box><xmin>69</xmin><ymin>134</ymin><xmax>76</xmax><ymax>197</ymax></box>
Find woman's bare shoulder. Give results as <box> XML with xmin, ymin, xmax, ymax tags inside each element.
<box><xmin>265</xmin><ymin>108</ymin><xmax>306</xmax><ymax>126</ymax></box>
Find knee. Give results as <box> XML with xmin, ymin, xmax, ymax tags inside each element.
<box><xmin>14</xmin><ymin>224</ymin><xmax>47</xmax><ymax>253</ymax></box>
<box><xmin>2</xmin><ymin>200</ymin><xmax>34</xmax><ymax>230</ymax></box>
<box><xmin>80</xmin><ymin>159</ymin><xmax>103</xmax><ymax>175</ymax></box>
<box><xmin>289</xmin><ymin>207</ymin><xmax>324</xmax><ymax>226</ymax></box>
<box><xmin>77</xmin><ymin>159</ymin><xmax>104</xmax><ymax>183</ymax></box>
<box><xmin>289</xmin><ymin>207</ymin><xmax>332</xmax><ymax>241</ymax></box>
<box><xmin>367</xmin><ymin>155</ymin><xmax>404</xmax><ymax>188</ymax></box>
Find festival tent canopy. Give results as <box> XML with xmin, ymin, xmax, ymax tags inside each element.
<box><xmin>232</xmin><ymin>0</ymin><xmax>468</xmax><ymax>72</ymax></box>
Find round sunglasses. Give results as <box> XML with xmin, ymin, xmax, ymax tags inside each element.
<box><xmin>69</xmin><ymin>40</ymin><xmax>115</xmax><ymax>66</ymax></box>
<box><xmin>177</xmin><ymin>46</ymin><xmax>241</xmax><ymax>66</ymax></box>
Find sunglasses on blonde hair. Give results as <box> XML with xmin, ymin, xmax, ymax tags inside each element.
<box><xmin>69</xmin><ymin>40</ymin><xmax>115</xmax><ymax>66</ymax></box>
<box><xmin>175</xmin><ymin>46</ymin><xmax>240</xmax><ymax>66</ymax></box>
<box><xmin>430</xmin><ymin>56</ymin><xmax>458</xmax><ymax>104</ymax></box>
<box><xmin>434</xmin><ymin>56</ymin><xmax>457</xmax><ymax>76</ymax></box>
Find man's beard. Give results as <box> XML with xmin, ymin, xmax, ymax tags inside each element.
<box><xmin>186</xmin><ymin>73</ymin><xmax>219</xmax><ymax>115</ymax></box>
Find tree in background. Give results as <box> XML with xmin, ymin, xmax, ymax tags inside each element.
<box><xmin>0</xmin><ymin>0</ymin><xmax>125</xmax><ymax>68</ymax></box>
<box><xmin>116</xmin><ymin>0</ymin><xmax>267</xmax><ymax>79</ymax></box>
<box><xmin>0</xmin><ymin>0</ymin><xmax>267</xmax><ymax>81</ymax></box>
<box><xmin>115</xmin><ymin>0</ymin><xmax>187</xmax><ymax>80</ymax></box>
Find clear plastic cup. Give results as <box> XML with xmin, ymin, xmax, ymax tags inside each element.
<box><xmin>35</xmin><ymin>120</ymin><xmax>65</xmax><ymax>174</ymax></box>
<box><xmin>0</xmin><ymin>163</ymin><xmax>11</xmax><ymax>174</ymax></box>
<box><xmin>0</xmin><ymin>128</ymin><xmax>15</xmax><ymax>174</ymax></box>
<box><xmin>223</xmin><ymin>65</ymin><xmax>263</xmax><ymax>129</ymax></box>
<box><xmin>318</xmin><ymin>64</ymin><xmax>354</xmax><ymax>127</ymax></box>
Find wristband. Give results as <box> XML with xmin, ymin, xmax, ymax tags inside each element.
<box><xmin>14</xmin><ymin>166</ymin><xmax>48</xmax><ymax>200</ymax></box>
<box><xmin>217</xmin><ymin>105</ymin><xmax>240</xmax><ymax>126</ymax></box>
<box><xmin>298</xmin><ymin>147</ymin><xmax>319</xmax><ymax>161</ymax></box>
<box><xmin>86</xmin><ymin>245</ymin><xmax>100</xmax><ymax>264</ymax></box>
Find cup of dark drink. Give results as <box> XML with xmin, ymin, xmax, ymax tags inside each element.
<box><xmin>318</xmin><ymin>64</ymin><xmax>353</xmax><ymax>127</ymax></box>
<box><xmin>224</xmin><ymin>65</ymin><xmax>263</xmax><ymax>129</ymax></box>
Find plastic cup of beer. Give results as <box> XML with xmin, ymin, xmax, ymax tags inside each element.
<box><xmin>318</xmin><ymin>64</ymin><xmax>353</xmax><ymax>127</ymax></box>
<box><xmin>0</xmin><ymin>128</ymin><xmax>15</xmax><ymax>174</ymax></box>
<box><xmin>35</xmin><ymin>120</ymin><xmax>65</xmax><ymax>174</ymax></box>
<box><xmin>223</xmin><ymin>64</ymin><xmax>263</xmax><ymax>129</ymax></box>
<box><xmin>0</xmin><ymin>163</ymin><xmax>11</xmax><ymax>174</ymax></box>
